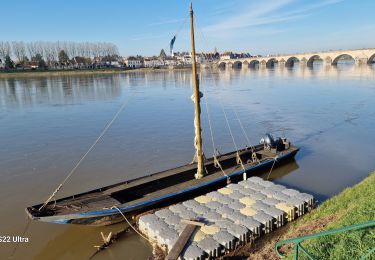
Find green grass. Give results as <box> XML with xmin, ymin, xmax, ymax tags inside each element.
<box><xmin>286</xmin><ymin>172</ymin><xmax>375</xmax><ymax>259</ymax></box>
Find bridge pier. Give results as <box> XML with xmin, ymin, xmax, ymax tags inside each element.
<box><xmin>355</xmin><ymin>58</ymin><xmax>368</xmax><ymax>65</ymax></box>
<box><xmin>278</xmin><ymin>60</ymin><xmax>286</xmax><ymax>68</ymax></box>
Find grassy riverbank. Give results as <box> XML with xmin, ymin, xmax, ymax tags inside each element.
<box><xmin>230</xmin><ymin>171</ymin><xmax>375</xmax><ymax>259</ymax></box>
<box><xmin>0</xmin><ymin>67</ymin><xmax>171</xmax><ymax>78</ymax></box>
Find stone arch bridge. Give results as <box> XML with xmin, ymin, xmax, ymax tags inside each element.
<box><xmin>216</xmin><ymin>48</ymin><xmax>375</xmax><ymax>69</ymax></box>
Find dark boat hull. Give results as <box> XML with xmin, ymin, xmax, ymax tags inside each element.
<box><xmin>26</xmin><ymin>147</ymin><xmax>299</xmax><ymax>226</ymax></box>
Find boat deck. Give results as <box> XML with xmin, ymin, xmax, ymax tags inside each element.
<box><xmin>40</xmin><ymin>146</ymin><xmax>298</xmax><ymax>217</ymax></box>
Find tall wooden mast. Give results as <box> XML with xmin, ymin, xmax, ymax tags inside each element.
<box><xmin>190</xmin><ymin>3</ymin><xmax>205</xmax><ymax>179</ymax></box>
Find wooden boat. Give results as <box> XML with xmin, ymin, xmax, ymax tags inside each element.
<box><xmin>26</xmin><ymin>4</ymin><xmax>299</xmax><ymax>226</ymax></box>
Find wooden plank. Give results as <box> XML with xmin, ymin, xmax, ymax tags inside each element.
<box><xmin>166</xmin><ymin>224</ymin><xmax>198</xmax><ymax>260</ymax></box>
<box><xmin>181</xmin><ymin>219</ymin><xmax>205</xmax><ymax>227</ymax></box>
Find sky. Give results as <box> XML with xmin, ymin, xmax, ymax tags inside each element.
<box><xmin>1</xmin><ymin>0</ymin><xmax>375</xmax><ymax>56</ymax></box>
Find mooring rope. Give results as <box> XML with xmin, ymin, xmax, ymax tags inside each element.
<box><xmin>111</xmin><ymin>206</ymin><xmax>154</xmax><ymax>244</ymax></box>
<box><xmin>39</xmin><ymin>95</ymin><xmax>133</xmax><ymax>211</ymax></box>
<box><xmin>266</xmin><ymin>156</ymin><xmax>278</xmax><ymax>180</ymax></box>
<box><xmin>9</xmin><ymin>218</ymin><xmax>31</xmax><ymax>259</ymax></box>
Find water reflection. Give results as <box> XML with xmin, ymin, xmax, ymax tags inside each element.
<box><xmin>1</xmin><ymin>65</ymin><xmax>374</xmax><ymax>111</ymax></box>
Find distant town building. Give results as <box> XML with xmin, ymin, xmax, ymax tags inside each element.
<box><xmin>144</xmin><ymin>57</ymin><xmax>163</xmax><ymax>68</ymax></box>
<box><xmin>124</xmin><ymin>56</ymin><xmax>142</xmax><ymax>68</ymax></box>
<box><xmin>220</xmin><ymin>52</ymin><xmax>235</xmax><ymax>60</ymax></box>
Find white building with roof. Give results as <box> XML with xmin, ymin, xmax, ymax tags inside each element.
<box><xmin>124</xmin><ymin>56</ymin><xmax>142</xmax><ymax>68</ymax></box>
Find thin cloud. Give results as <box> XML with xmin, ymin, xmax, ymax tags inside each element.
<box><xmin>203</xmin><ymin>0</ymin><xmax>343</xmax><ymax>33</ymax></box>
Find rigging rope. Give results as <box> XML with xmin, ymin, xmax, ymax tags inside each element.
<box><xmin>218</xmin><ymin>97</ymin><xmax>248</xmax><ymax>179</ymax></box>
<box><xmin>39</xmin><ymin>95</ymin><xmax>133</xmax><ymax>211</ymax></box>
<box><xmin>201</xmin><ymin>75</ymin><xmax>228</xmax><ymax>179</ymax></box>
<box><xmin>231</xmin><ymin>106</ymin><xmax>259</xmax><ymax>164</ymax></box>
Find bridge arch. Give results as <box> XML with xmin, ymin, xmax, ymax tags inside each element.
<box><xmin>218</xmin><ymin>62</ymin><xmax>226</xmax><ymax>69</ymax></box>
<box><xmin>332</xmin><ymin>54</ymin><xmax>355</xmax><ymax>66</ymax></box>
<box><xmin>307</xmin><ymin>55</ymin><xmax>322</xmax><ymax>67</ymax></box>
<box><xmin>232</xmin><ymin>61</ymin><xmax>242</xmax><ymax>69</ymax></box>
<box><xmin>285</xmin><ymin>57</ymin><xmax>299</xmax><ymax>68</ymax></box>
<box><xmin>266</xmin><ymin>58</ymin><xmax>278</xmax><ymax>68</ymax></box>
<box><xmin>249</xmin><ymin>60</ymin><xmax>260</xmax><ymax>69</ymax></box>
<box><xmin>368</xmin><ymin>53</ymin><xmax>375</xmax><ymax>64</ymax></box>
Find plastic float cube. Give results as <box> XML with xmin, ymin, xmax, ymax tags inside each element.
<box><xmin>251</xmin><ymin>192</ymin><xmax>267</xmax><ymax>201</ymax></box>
<box><xmin>282</xmin><ymin>188</ymin><xmax>301</xmax><ymax>197</ymax></box>
<box><xmin>226</xmin><ymin>183</ymin><xmax>242</xmax><ymax>191</ymax></box>
<box><xmin>190</xmin><ymin>204</ymin><xmax>210</xmax><ymax>215</ymax></box>
<box><xmin>216</xmin><ymin>205</ymin><xmax>234</xmax><ymax>219</ymax></box>
<box><xmin>240</xmin><ymin>207</ymin><xmax>258</xmax><ymax>217</ymax></box>
<box><xmin>285</xmin><ymin>197</ymin><xmax>306</xmax><ymax>217</ymax></box>
<box><xmin>183</xmin><ymin>199</ymin><xmax>201</xmax><ymax>209</ymax></box>
<box><xmin>227</xmin><ymin>201</ymin><xmax>245</xmax><ymax>211</ymax></box>
<box><xmin>203</xmin><ymin>210</ymin><xmax>222</xmax><ymax>222</ymax></box>
<box><xmin>260</xmin><ymin>188</ymin><xmax>278</xmax><ymax>198</ymax></box>
<box><xmin>177</xmin><ymin>208</ymin><xmax>198</xmax><ymax>220</ymax></box>
<box><xmin>225</xmin><ymin>222</ymin><xmax>249</xmax><ymax>244</ymax></box>
<box><xmin>155</xmin><ymin>208</ymin><xmax>175</xmax><ymax>219</ymax></box>
<box><xmin>239</xmin><ymin>197</ymin><xmax>256</xmax><ymax>206</ymax></box>
<box><xmin>169</xmin><ymin>203</ymin><xmax>188</xmax><ymax>214</ymax></box>
<box><xmin>263</xmin><ymin>197</ymin><xmax>281</xmax><ymax>206</ymax></box>
<box><xmin>225</xmin><ymin>210</ymin><xmax>247</xmax><ymax>224</ymax></box>
<box><xmin>206</xmin><ymin>191</ymin><xmax>226</xmax><ymax>202</ymax></box>
<box><xmin>194</xmin><ymin>195</ymin><xmax>212</xmax><ymax>204</ymax></box>
<box><xmin>273</xmin><ymin>191</ymin><xmax>291</xmax><ymax>202</ymax></box>
<box><xmin>164</xmin><ymin>213</ymin><xmax>182</xmax><ymax>227</ymax></box>
<box><xmin>296</xmin><ymin>193</ymin><xmax>315</xmax><ymax>209</ymax></box>
<box><xmin>192</xmin><ymin>230</ymin><xmax>206</xmax><ymax>243</ymax></box>
<box><xmin>205</xmin><ymin>201</ymin><xmax>222</xmax><ymax>210</ymax></box>
<box><xmin>217</xmin><ymin>187</ymin><xmax>233</xmax><ymax>195</ymax></box>
<box><xmin>268</xmin><ymin>184</ymin><xmax>287</xmax><ymax>192</ymax></box>
<box><xmin>212</xmin><ymin>230</ymin><xmax>236</xmax><ymax>251</ymax></box>
<box><xmin>238</xmin><ymin>217</ymin><xmax>262</xmax><ymax>239</ymax></box>
<box><xmin>262</xmin><ymin>207</ymin><xmax>286</xmax><ymax>228</ymax></box>
<box><xmin>197</xmin><ymin>236</ymin><xmax>222</xmax><ymax>258</ymax></box>
<box><xmin>251</xmin><ymin>201</ymin><xmax>270</xmax><ymax>211</ymax></box>
<box><xmin>228</xmin><ymin>190</ymin><xmax>245</xmax><ymax>200</ymax></box>
<box><xmin>216</xmin><ymin>195</ymin><xmax>235</xmax><ymax>205</ymax></box>
<box><xmin>179</xmin><ymin>243</ymin><xmax>206</xmax><ymax>260</ymax></box>
<box><xmin>275</xmin><ymin>202</ymin><xmax>296</xmax><ymax>221</ymax></box>
<box><xmin>138</xmin><ymin>214</ymin><xmax>160</xmax><ymax>233</ymax></box>
<box><xmin>253</xmin><ymin>212</ymin><xmax>274</xmax><ymax>234</ymax></box>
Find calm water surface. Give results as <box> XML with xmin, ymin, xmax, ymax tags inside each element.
<box><xmin>1</xmin><ymin>64</ymin><xmax>375</xmax><ymax>259</ymax></box>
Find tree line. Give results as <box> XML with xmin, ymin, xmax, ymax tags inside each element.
<box><xmin>0</xmin><ymin>41</ymin><xmax>120</xmax><ymax>69</ymax></box>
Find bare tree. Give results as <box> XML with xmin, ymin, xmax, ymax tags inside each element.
<box><xmin>11</xmin><ymin>41</ymin><xmax>27</xmax><ymax>63</ymax></box>
<box><xmin>0</xmin><ymin>41</ymin><xmax>11</xmax><ymax>60</ymax></box>
<box><xmin>2</xmin><ymin>40</ymin><xmax>120</xmax><ymax>67</ymax></box>
<box><xmin>27</xmin><ymin>42</ymin><xmax>37</xmax><ymax>60</ymax></box>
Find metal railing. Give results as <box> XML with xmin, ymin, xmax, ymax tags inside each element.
<box><xmin>275</xmin><ymin>220</ymin><xmax>375</xmax><ymax>260</ymax></box>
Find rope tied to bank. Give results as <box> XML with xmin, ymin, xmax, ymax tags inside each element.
<box><xmin>39</xmin><ymin>95</ymin><xmax>133</xmax><ymax>211</ymax></box>
<box><xmin>111</xmin><ymin>206</ymin><xmax>154</xmax><ymax>244</ymax></box>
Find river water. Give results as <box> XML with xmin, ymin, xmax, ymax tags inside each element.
<box><xmin>1</xmin><ymin>63</ymin><xmax>374</xmax><ymax>259</ymax></box>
